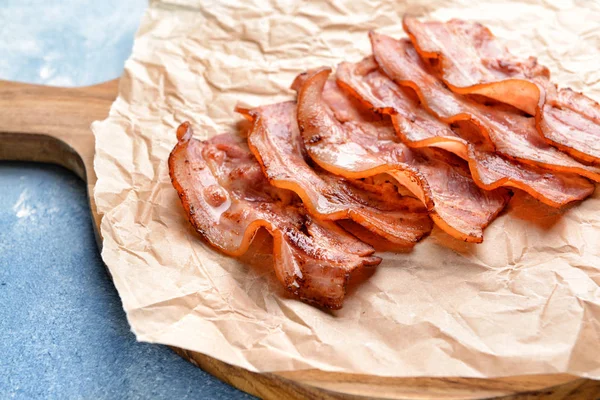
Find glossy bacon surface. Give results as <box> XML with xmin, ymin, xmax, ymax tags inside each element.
<box><xmin>403</xmin><ymin>15</ymin><xmax>548</xmax><ymax>116</ymax></box>
<box><xmin>337</xmin><ymin>57</ymin><xmax>594</xmax><ymax>207</ymax></box>
<box><xmin>370</xmin><ymin>33</ymin><xmax>600</xmax><ymax>182</ymax></box>
<box><xmin>404</xmin><ymin>16</ymin><xmax>600</xmax><ymax>164</ymax></box>
<box><xmin>238</xmin><ymin>101</ymin><xmax>433</xmax><ymax>247</ymax></box>
<box><xmin>294</xmin><ymin>68</ymin><xmax>510</xmax><ymax>243</ymax></box>
<box><xmin>168</xmin><ymin>123</ymin><xmax>381</xmax><ymax>309</ymax></box>
<box><xmin>537</xmin><ymin>87</ymin><xmax>600</xmax><ymax>164</ymax></box>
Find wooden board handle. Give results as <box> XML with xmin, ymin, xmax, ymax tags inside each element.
<box><xmin>0</xmin><ymin>79</ymin><xmax>119</xmax><ymax>234</ymax></box>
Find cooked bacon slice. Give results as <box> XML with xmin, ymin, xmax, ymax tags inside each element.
<box><xmin>536</xmin><ymin>87</ymin><xmax>600</xmax><ymax>164</ymax></box>
<box><xmin>555</xmin><ymin>88</ymin><xmax>600</xmax><ymax>123</ymax></box>
<box><xmin>336</xmin><ymin>57</ymin><xmax>594</xmax><ymax>207</ymax></box>
<box><xmin>237</xmin><ymin>101</ymin><xmax>432</xmax><ymax>247</ymax></box>
<box><xmin>402</xmin><ymin>15</ymin><xmax>548</xmax><ymax>116</ymax></box>
<box><xmin>336</xmin><ymin>220</ymin><xmax>421</xmax><ymax>252</ymax></box>
<box><xmin>537</xmin><ymin>104</ymin><xmax>600</xmax><ymax>165</ymax></box>
<box><xmin>370</xmin><ymin>33</ymin><xmax>600</xmax><ymax>182</ymax></box>
<box><xmin>294</xmin><ymin>67</ymin><xmax>510</xmax><ymax>243</ymax></box>
<box><xmin>403</xmin><ymin>16</ymin><xmax>600</xmax><ymax>164</ymax></box>
<box><xmin>168</xmin><ymin>124</ymin><xmax>381</xmax><ymax>309</ymax></box>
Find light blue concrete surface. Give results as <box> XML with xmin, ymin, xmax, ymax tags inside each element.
<box><xmin>0</xmin><ymin>0</ymin><xmax>146</xmax><ymax>87</ymax></box>
<box><xmin>0</xmin><ymin>1</ymin><xmax>253</xmax><ymax>399</ymax></box>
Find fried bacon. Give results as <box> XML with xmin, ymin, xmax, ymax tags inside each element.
<box><xmin>336</xmin><ymin>57</ymin><xmax>594</xmax><ymax>207</ymax></box>
<box><xmin>402</xmin><ymin>15</ymin><xmax>548</xmax><ymax>116</ymax></box>
<box><xmin>166</xmin><ymin>17</ymin><xmax>600</xmax><ymax>309</ymax></box>
<box><xmin>555</xmin><ymin>88</ymin><xmax>600</xmax><ymax>123</ymax></box>
<box><xmin>403</xmin><ymin>16</ymin><xmax>600</xmax><ymax>164</ymax></box>
<box><xmin>237</xmin><ymin>101</ymin><xmax>433</xmax><ymax>247</ymax></box>
<box><xmin>370</xmin><ymin>32</ymin><xmax>600</xmax><ymax>182</ymax></box>
<box><xmin>168</xmin><ymin>123</ymin><xmax>381</xmax><ymax>309</ymax></box>
<box><xmin>294</xmin><ymin>67</ymin><xmax>510</xmax><ymax>243</ymax></box>
<box><xmin>536</xmin><ymin>87</ymin><xmax>600</xmax><ymax>164</ymax></box>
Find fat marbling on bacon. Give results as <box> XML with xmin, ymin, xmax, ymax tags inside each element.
<box><xmin>369</xmin><ymin>32</ymin><xmax>600</xmax><ymax>182</ymax></box>
<box><xmin>237</xmin><ymin>101</ymin><xmax>433</xmax><ymax>248</ymax></box>
<box><xmin>402</xmin><ymin>15</ymin><xmax>548</xmax><ymax>116</ymax></box>
<box><xmin>294</xmin><ymin>67</ymin><xmax>510</xmax><ymax>243</ymax></box>
<box><xmin>336</xmin><ymin>56</ymin><xmax>594</xmax><ymax>207</ymax></box>
<box><xmin>168</xmin><ymin>123</ymin><xmax>381</xmax><ymax>309</ymax></box>
<box><xmin>403</xmin><ymin>16</ymin><xmax>600</xmax><ymax>164</ymax></box>
<box><xmin>168</xmin><ymin>16</ymin><xmax>600</xmax><ymax>309</ymax></box>
<box><xmin>537</xmin><ymin>85</ymin><xmax>600</xmax><ymax>164</ymax></box>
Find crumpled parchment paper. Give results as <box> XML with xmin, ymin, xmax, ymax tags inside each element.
<box><xmin>92</xmin><ymin>0</ymin><xmax>600</xmax><ymax>378</ymax></box>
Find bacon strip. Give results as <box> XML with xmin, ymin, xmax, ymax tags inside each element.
<box><xmin>336</xmin><ymin>57</ymin><xmax>594</xmax><ymax>207</ymax></box>
<box><xmin>536</xmin><ymin>87</ymin><xmax>600</xmax><ymax>164</ymax></box>
<box><xmin>404</xmin><ymin>16</ymin><xmax>600</xmax><ymax>164</ymax></box>
<box><xmin>237</xmin><ymin>101</ymin><xmax>433</xmax><ymax>247</ymax></box>
<box><xmin>555</xmin><ymin>88</ymin><xmax>600</xmax><ymax>123</ymax></box>
<box><xmin>370</xmin><ymin>32</ymin><xmax>600</xmax><ymax>182</ymax></box>
<box><xmin>168</xmin><ymin>124</ymin><xmax>380</xmax><ymax>309</ymax></box>
<box><xmin>402</xmin><ymin>15</ymin><xmax>548</xmax><ymax>116</ymax></box>
<box><xmin>294</xmin><ymin>68</ymin><xmax>510</xmax><ymax>243</ymax></box>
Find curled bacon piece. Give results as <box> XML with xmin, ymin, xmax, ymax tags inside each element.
<box><xmin>537</xmin><ymin>87</ymin><xmax>600</xmax><ymax>164</ymax></box>
<box><xmin>237</xmin><ymin>101</ymin><xmax>433</xmax><ymax>247</ymax></box>
<box><xmin>168</xmin><ymin>124</ymin><xmax>380</xmax><ymax>309</ymax></box>
<box><xmin>294</xmin><ymin>67</ymin><xmax>510</xmax><ymax>243</ymax></box>
<box><xmin>402</xmin><ymin>15</ymin><xmax>548</xmax><ymax>116</ymax></box>
<box><xmin>555</xmin><ymin>88</ymin><xmax>600</xmax><ymax>123</ymax></box>
<box><xmin>404</xmin><ymin>16</ymin><xmax>600</xmax><ymax>164</ymax></box>
<box><xmin>370</xmin><ymin>32</ymin><xmax>600</xmax><ymax>182</ymax></box>
<box><xmin>336</xmin><ymin>57</ymin><xmax>594</xmax><ymax>207</ymax></box>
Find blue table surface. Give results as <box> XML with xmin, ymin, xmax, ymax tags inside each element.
<box><xmin>0</xmin><ymin>1</ymin><xmax>253</xmax><ymax>399</ymax></box>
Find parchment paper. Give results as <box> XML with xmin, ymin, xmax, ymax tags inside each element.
<box><xmin>92</xmin><ymin>0</ymin><xmax>600</xmax><ymax>378</ymax></box>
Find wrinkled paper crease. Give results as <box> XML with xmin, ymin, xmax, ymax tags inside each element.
<box><xmin>93</xmin><ymin>0</ymin><xmax>600</xmax><ymax>378</ymax></box>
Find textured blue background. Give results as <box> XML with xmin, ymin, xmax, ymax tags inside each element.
<box><xmin>0</xmin><ymin>1</ymin><xmax>252</xmax><ymax>399</ymax></box>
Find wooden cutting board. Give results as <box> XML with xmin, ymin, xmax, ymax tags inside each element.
<box><xmin>1</xmin><ymin>79</ymin><xmax>599</xmax><ymax>400</ymax></box>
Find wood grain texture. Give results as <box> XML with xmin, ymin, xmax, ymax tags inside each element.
<box><xmin>0</xmin><ymin>79</ymin><xmax>118</xmax><ymax>240</ymax></box>
<box><xmin>1</xmin><ymin>79</ymin><xmax>598</xmax><ymax>400</ymax></box>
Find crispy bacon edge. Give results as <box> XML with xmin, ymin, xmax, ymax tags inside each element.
<box><xmin>168</xmin><ymin>122</ymin><xmax>381</xmax><ymax>309</ymax></box>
